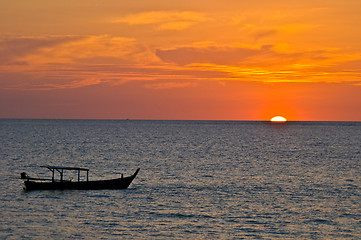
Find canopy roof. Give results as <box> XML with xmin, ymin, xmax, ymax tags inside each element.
<box><xmin>40</xmin><ymin>165</ymin><xmax>89</xmax><ymax>171</ymax></box>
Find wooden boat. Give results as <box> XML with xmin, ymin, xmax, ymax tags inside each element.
<box><xmin>21</xmin><ymin>166</ymin><xmax>140</xmax><ymax>191</ymax></box>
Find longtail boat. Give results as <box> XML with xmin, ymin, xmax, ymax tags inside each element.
<box><xmin>21</xmin><ymin>166</ymin><xmax>139</xmax><ymax>191</ymax></box>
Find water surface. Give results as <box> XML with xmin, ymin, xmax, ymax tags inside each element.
<box><xmin>1</xmin><ymin>120</ymin><xmax>360</xmax><ymax>239</ymax></box>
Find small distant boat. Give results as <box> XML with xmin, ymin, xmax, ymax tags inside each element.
<box><xmin>21</xmin><ymin>166</ymin><xmax>140</xmax><ymax>191</ymax></box>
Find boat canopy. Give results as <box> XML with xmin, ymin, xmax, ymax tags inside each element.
<box><xmin>40</xmin><ymin>165</ymin><xmax>89</xmax><ymax>171</ymax></box>
<box><xmin>40</xmin><ymin>165</ymin><xmax>89</xmax><ymax>182</ymax></box>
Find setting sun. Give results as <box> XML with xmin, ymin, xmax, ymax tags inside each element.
<box><xmin>270</xmin><ymin>116</ymin><xmax>287</xmax><ymax>122</ymax></box>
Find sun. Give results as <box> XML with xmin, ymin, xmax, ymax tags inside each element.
<box><xmin>270</xmin><ymin>116</ymin><xmax>287</xmax><ymax>122</ymax></box>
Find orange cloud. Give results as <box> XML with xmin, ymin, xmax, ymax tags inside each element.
<box><xmin>156</xmin><ymin>45</ymin><xmax>279</xmax><ymax>66</ymax></box>
<box><xmin>1</xmin><ymin>32</ymin><xmax>361</xmax><ymax>93</ymax></box>
<box><xmin>0</xmin><ymin>36</ymin><xmax>81</xmax><ymax>65</ymax></box>
<box><xmin>114</xmin><ymin>11</ymin><xmax>210</xmax><ymax>30</ymax></box>
<box><xmin>155</xmin><ymin>43</ymin><xmax>361</xmax><ymax>84</ymax></box>
<box><xmin>145</xmin><ymin>81</ymin><xmax>197</xmax><ymax>90</ymax></box>
<box><xmin>155</xmin><ymin>44</ymin><xmax>332</xmax><ymax>68</ymax></box>
<box><xmin>0</xmin><ymin>35</ymin><xmax>159</xmax><ymax>90</ymax></box>
<box><xmin>239</xmin><ymin>23</ymin><xmax>316</xmax><ymax>42</ymax></box>
<box><xmin>20</xmin><ymin>35</ymin><xmax>154</xmax><ymax>65</ymax></box>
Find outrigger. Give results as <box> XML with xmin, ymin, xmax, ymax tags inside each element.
<box><xmin>21</xmin><ymin>166</ymin><xmax>140</xmax><ymax>191</ymax></box>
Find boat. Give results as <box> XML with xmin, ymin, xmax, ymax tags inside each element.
<box><xmin>20</xmin><ymin>166</ymin><xmax>140</xmax><ymax>191</ymax></box>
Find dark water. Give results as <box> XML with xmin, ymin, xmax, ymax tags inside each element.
<box><xmin>0</xmin><ymin>119</ymin><xmax>360</xmax><ymax>239</ymax></box>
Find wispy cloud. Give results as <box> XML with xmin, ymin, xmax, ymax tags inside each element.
<box><xmin>156</xmin><ymin>43</ymin><xmax>361</xmax><ymax>83</ymax></box>
<box><xmin>113</xmin><ymin>11</ymin><xmax>210</xmax><ymax>30</ymax></box>
<box><xmin>1</xmin><ymin>33</ymin><xmax>361</xmax><ymax>92</ymax></box>
<box><xmin>0</xmin><ymin>36</ymin><xmax>82</xmax><ymax>65</ymax></box>
<box><xmin>145</xmin><ymin>81</ymin><xmax>197</xmax><ymax>90</ymax></box>
<box><xmin>156</xmin><ymin>44</ymin><xmax>327</xmax><ymax>66</ymax></box>
<box><xmin>0</xmin><ymin>35</ymin><xmax>157</xmax><ymax>90</ymax></box>
<box><xmin>239</xmin><ymin>23</ymin><xmax>317</xmax><ymax>42</ymax></box>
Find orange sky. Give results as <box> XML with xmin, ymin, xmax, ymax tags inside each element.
<box><xmin>1</xmin><ymin>0</ymin><xmax>360</xmax><ymax>121</ymax></box>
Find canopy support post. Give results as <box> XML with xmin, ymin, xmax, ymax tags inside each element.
<box><xmin>54</xmin><ymin>168</ymin><xmax>63</xmax><ymax>182</ymax></box>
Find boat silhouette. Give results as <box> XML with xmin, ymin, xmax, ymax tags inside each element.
<box><xmin>21</xmin><ymin>166</ymin><xmax>140</xmax><ymax>191</ymax></box>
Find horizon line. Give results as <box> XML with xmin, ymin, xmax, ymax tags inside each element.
<box><xmin>1</xmin><ymin>118</ymin><xmax>360</xmax><ymax>122</ymax></box>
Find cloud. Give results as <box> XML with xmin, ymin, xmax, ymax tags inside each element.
<box><xmin>39</xmin><ymin>78</ymin><xmax>103</xmax><ymax>90</ymax></box>
<box><xmin>239</xmin><ymin>23</ymin><xmax>316</xmax><ymax>42</ymax></box>
<box><xmin>145</xmin><ymin>81</ymin><xmax>197</xmax><ymax>90</ymax></box>
<box><xmin>156</xmin><ymin>45</ymin><xmax>277</xmax><ymax>66</ymax></box>
<box><xmin>1</xmin><ymin>34</ymin><xmax>360</xmax><ymax>92</ymax></box>
<box><xmin>114</xmin><ymin>11</ymin><xmax>210</xmax><ymax>30</ymax></box>
<box><xmin>23</xmin><ymin>35</ymin><xmax>154</xmax><ymax>65</ymax></box>
<box><xmin>0</xmin><ymin>35</ymin><xmax>157</xmax><ymax>66</ymax></box>
<box><xmin>328</xmin><ymin>59</ymin><xmax>361</xmax><ymax>72</ymax></box>
<box><xmin>253</xmin><ymin>29</ymin><xmax>278</xmax><ymax>41</ymax></box>
<box><xmin>0</xmin><ymin>35</ymin><xmax>160</xmax><ymax>90</ymax></box>
<box><xmin>155</xmin><ymin>43</ymin><xmax>361</xmax><ymax>84</ymax></box>
<box><xmin>0</xmin><ymin>36</ymin><xmax>82</xmax><ymax>65</ymax></box>
<box><xmin>155</xmin><ymin>44</ymin><xmax>339</xmax><ymax>68</ymax></box>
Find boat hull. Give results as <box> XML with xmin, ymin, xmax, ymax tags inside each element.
<box><xmin>24</xmin><ymin>168</ymin><xmax>139</xmax><ymax>191</ymax></box>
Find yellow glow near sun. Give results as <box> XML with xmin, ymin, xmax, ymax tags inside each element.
<box><xmin>270</xmin><ymin>116</ymin><xmax>287</xmax><ymax>122</ymax></box>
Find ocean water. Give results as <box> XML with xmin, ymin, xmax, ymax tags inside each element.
<box><xmin>0</xmin><ymin>119</ymin><xmax>360</xmax><ymax>239</ymax></box>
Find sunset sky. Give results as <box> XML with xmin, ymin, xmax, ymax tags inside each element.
<box><xmin>1</xmin><ymin>0</ymin><xmax>360</xmax><ymax>121</ymax></box>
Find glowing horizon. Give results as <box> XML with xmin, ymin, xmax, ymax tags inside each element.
<box><xmin>1</xmin><ymin>1</ymin><xmax>360</xmax><ymax>121</ymax></box>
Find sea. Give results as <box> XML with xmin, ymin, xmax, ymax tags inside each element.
<box><xmin>0</xmin><ymin>119</ymin><xmax>360</xmax><ymax>239</ymax></box>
